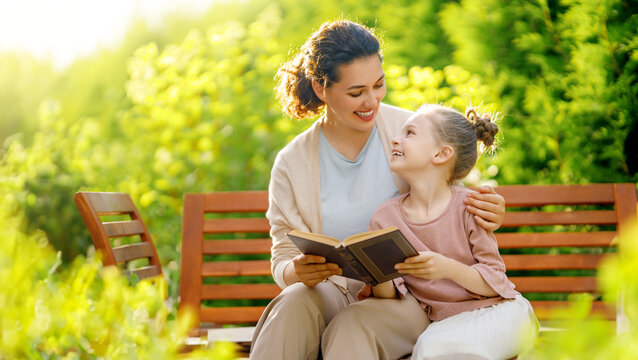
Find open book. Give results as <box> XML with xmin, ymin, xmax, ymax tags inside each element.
<box><xmin>286</xmin><ymin>227</ymin><xmax>418</xmax><ymax>286</ymax></box>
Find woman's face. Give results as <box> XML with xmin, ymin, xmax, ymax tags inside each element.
<box><xmin>319</xmin><ymin>55</ymin><xmax>386</xmax><ymax>134</ymax></box>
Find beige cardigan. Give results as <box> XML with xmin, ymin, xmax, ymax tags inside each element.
<box><xmin>267</xmin><ymin>103</ymin><xmax>414</xmax><ymax>289</ymax></box>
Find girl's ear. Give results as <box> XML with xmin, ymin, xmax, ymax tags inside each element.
<box><xmin>312</xmin><ymin>80</ymin><xmax>326</xmax><ymax>102</ymax></box>
<box><xmin>433</xmin><ymin>145</ymin><xmax>454</xmax><ymax>164</ymax></box>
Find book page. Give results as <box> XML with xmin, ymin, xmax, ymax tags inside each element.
<box><xmin>287</xmin><ymin>230</ymin><xmax>341</xmax><ymax>247</ymax></box>
<box><xmin>342</xmin><ymin>226</ymin><xmax>398</xmax><ymax>246</ymax></box>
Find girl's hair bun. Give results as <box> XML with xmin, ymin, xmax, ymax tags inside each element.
<box><xmin>466</xmin><ymin>108</ymin><xmax>498</xmax><ymax>147</ymax></box>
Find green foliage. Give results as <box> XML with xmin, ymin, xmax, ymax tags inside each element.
<box><xmin>439</xmin><ymin>0</ymin><xmax>638</xmax><ymax>184</ymax></box>
<box><xmin>0</xmin><ymin>8</ymin><xmax>312</xmax><ymax>268</ymax></box>
<box><xmin>0</xmin><ymin>204</ymin><xmax>235</xmax><ymax>359</ymax></box>
<box><xmin>520</xmin><ymin>223</ymin><xmax>638</xmax><ymax>359</ymax></box>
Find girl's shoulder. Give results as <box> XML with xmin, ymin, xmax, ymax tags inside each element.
<box><xmin>371</xmin><ymin>194</ymin><xmax>406</xmax><ymax>219</ymax></box>
<box><xmin>451</xmin><ymin>185</ymin><xmax>475</xmax><ymax>199</ymax></box>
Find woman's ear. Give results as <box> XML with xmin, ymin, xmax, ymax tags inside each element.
<box><xmin>432</xmin><ymin>145</ymin><xmax>454</xmax><ymax>164</ymax></box>
<box><xmin>312</xmin><ymin>80</ymin><xmax>326</xmax><ymax>102</ymax></box>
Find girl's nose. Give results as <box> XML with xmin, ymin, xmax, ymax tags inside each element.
<box><xmin>392</xmin><ymin>136</ymin><xmax>399</xmax><ymax>146</ymax></box>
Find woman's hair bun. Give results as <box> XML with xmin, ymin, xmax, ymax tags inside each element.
<box><xmin>465</xmin><ymin>107</ymin><xmax>498</xmax><ymax>147</ymax></box>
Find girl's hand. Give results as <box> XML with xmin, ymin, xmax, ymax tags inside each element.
<box><xmin>464</xmin><ymin>185</ymin><xmax>505</xmax><ymax>231</ymax></box>
<box><xmin>395</xmin><ymin>251</ymin><xmax>452</xmax><ymax>280</ymax></box>
<box><xmin>292</xmin><ymin>254</ymin><xmax>342</xmax><ymax>288</ymax></box>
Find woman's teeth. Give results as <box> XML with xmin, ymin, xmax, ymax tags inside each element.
<box><xmin>355</xmin><ymin>110</ymin><xmax>374</xmax><ymax>117</ymax></box>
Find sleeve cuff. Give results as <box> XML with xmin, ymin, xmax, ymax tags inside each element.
<box><xmin>392</xmin><ymin>276</ymin><xmax>408</xmax><ymax>300</ymax></box>
<box><xmin>356</xmin><ymin>285</ymin><xmax>373</xmax><ymax>301</ymax></box>
<box><xmin>273</xmin><ymin>259</ymin><xmax>293</xmax><ymax>289</ymax></box>
<box><xmin>471</xmin><ymin>264</ymin><xmax>518</xmax><ymax>299</ymax></box>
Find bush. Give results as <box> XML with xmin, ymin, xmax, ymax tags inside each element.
<box><xmin>0</xmin><ymin>203</ymin><xmax>235</xmax><ymax>359</ymax></box>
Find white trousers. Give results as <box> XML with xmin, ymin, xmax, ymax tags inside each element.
<box><xmin>411</xmin><ymin>295</ymin><xmax>539</xmax><ymax>360</ymax></box>
<box><xmin>250</xmin><ymin>279</ymin><xmax>430</xmax><ymax>360</ymax></box>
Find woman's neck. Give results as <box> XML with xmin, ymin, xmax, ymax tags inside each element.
<box><xmin>321</xmin><ymin>114</ymin><xmax>373</xmax><ymax>162</ymax></box>
<box><xmin>402</xmin><ymin>172</ymin><xmax>453</xmax><ymax>223</ymax></box>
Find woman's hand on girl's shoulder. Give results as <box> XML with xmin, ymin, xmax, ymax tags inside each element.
<box><xmin>463</xmin><ymin>185</ymin><xmax>505</xmax><ymax>231</ymax></box>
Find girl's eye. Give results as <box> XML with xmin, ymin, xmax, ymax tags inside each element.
<box><xmin>407</xmin><ymin>130</ymin><xmax>415</xmax><ymax>135</ymax></box>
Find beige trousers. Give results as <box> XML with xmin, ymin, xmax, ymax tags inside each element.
<box><xmin>250</xmin><ymin>279</ymin><xmax>430</xmax><ymax>360</ymax></box>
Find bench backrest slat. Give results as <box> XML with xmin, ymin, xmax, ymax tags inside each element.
<box><xmin>496</xmin><ymin>232</ymin><xmax>616</xmax><ymax>248</ymax></box>
<box><xmin>495</xmin><ymin>184</ymin><xmax>616</xmax><ymax>206</ymax></box>
<box><xmin>502</xmin><ymin>210</ymin><xmax>618</xmax><ymax>227</ymax></box>
<box><xmin>179</xmin><ymin>183</ymin><xmax>637</xmax><ymax>329</ymax></box>
<box><xmin>203</xmin><ymin>239</ymin><xmax>272</xmax><ymax>255</ymax></box>
<box><xmin>203</xmin><ymin>218</ymin><xmax>271</xmax><ymax>233</ymax></box>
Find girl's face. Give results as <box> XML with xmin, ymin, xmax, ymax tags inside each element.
<box><xmin>390</xmin><ymin>113</ymin><xmax>442</xmax><ymax>175</ymax></box>
<box><xmin>318</xmin><ymin>55</ymin><xmax>386</xmax><ymax>134</ymax></box>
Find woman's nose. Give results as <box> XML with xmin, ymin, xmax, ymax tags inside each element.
<box><xmin>363</xmin><ymin>91</ymin><xmax>377</xmax><ymax>108</ymax></box>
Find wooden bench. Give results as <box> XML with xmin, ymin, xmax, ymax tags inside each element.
<box><xmin>74</xmin><ymin>191</ymin><xmax>163</xmax><ymax>280</ymax></box>
<box><xmin>178</xmin><ymin>183</ymin><xmax>637</xmax><ymax>346</ymax></box>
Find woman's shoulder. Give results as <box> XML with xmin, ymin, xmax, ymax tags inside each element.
<box><xmin>378</xmin><ymin>102</ymin><xmax>414</xmax><ymax>119</ymax></box>
<box><xmin>275</xmin><ymin>120</ymin><xmax>321</xmax><ymax>162</ymax></box>
<box><xmin>376</xmin><ymin>103</ymin><xmax>414</xmax><ymax>136</ymax></box>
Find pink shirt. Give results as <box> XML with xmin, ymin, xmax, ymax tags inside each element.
<box><xmin>365</xmin><ymin>186</ymin><xmax>518</xmax><ymax>321</ymax></box>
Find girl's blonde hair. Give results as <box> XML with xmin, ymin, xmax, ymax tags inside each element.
<box><xmin>419</xmin><ymin>104</ymin><xmax>499</xmax><ymax>182</ymax></box>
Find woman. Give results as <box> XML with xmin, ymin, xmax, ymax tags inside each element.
<box><xmin>250</xmin><ymin>20</ymin><xmax>506</xmax><ymax>360</ymax></box>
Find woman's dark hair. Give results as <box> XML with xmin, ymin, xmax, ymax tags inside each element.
<box><xmin>276</xmin><ymin>20</ymin><xmax>381</xmax><ymax>119</ymax></box>
<box><xmin>419</xmin><ymin>104</ymin><xmax>499</xmax><ymax>182</ymax></box>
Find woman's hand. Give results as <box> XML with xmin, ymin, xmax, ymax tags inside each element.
<box><xmin>291</xmin><ymin>254</ymin><xmax>342</xmax><ymax>288</ymax></box>
<box><xmin>464</xmin><ymin>185</ymin><xmax>505</xmax><ymax>231</ymax></box>
<box><xmin>395</xmin><ymin>251</ymin><xmax>452</xmax><ymax>280</ymax></box>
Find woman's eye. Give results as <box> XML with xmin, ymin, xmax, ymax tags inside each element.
<box><xmin>349</xmin><ymin>92</ymin><xmax>362</xmax><ymax>97</ymax></box>
<box><xmin>374</xmin><ymin>82</ymin><xmax>385</xmax><ymax>89</ymax></box>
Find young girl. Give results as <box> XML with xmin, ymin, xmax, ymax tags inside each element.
<box><xmin>367</xmin><ymin>104</ymin><xmax>539</xmax><ymax>359</ymax></box>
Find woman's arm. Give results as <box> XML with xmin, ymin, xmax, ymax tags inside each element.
<box><xmin>269</xmin><ymin>155</ymin><xmax>342</xmax><ymax>288</ymax></box>
<box><xmin>464</xmin><ymin>185</ymin><xmax>505</xmax><ymax>231</ymax></box>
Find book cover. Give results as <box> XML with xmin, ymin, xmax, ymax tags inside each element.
<box><xmin>286</xmin><ymin>227</ymin><xmax>418</xmax><ymax>286</ymax></box>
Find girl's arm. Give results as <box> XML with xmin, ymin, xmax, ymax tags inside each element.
<box><xmin>465</xmin><ymin>185</ymin><xmax>505</xmax><ymax>231</ymax></box>
<box><xmin>395</xmin><ymin>251</ymin><xmax>497</xmax><ymax>297</ymax></box>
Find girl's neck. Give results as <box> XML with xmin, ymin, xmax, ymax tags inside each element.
<box><xmin>321</xmin><ymin>113</ymin><xmax>373</xmax><ymax>161</ymax></box>
<box><xmin>402</xmin><ymin>174</ymin><xmax>453</xmax><ymax>223</ymax></box>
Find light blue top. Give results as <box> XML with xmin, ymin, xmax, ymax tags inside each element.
<box><xmin>319</xmin><ymin>125</ymin><xmax>400</xmax><ymax>241</ymax></box>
